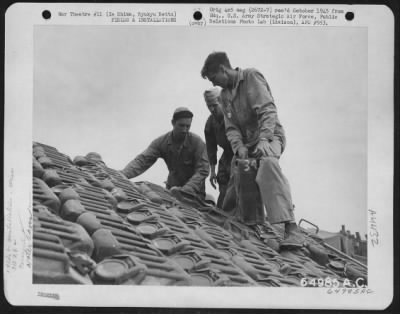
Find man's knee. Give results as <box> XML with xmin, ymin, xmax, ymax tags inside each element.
<box><xmin>259</xmin><ymin>156</ymin><xmax>279</xmax><ymax>169</ymax></box>
<box><xmin>256</xmin><ymin>157</ymin><xmax>281</xmax><ymax>183</ymax></box>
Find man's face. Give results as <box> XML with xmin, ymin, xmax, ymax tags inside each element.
<box><xmin>207</xmin><ymin>102</ymin><xmax>224</xmax><ymax>120</ymax></box>
<box><xmin>172</xmin><ymin>117</ymin><xmax>192</xmax><ymax>141</ymax></box>
<box><xmin>207</xmin><ymin>67</ymin><xmax>229</xmax><ymax>88</ymax></box>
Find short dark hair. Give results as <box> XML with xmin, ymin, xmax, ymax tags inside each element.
<box><xmin>172</xmin><ymin>107</ymin><xmax>194</xmax><ymax>122</ymax></box>
<box><xmin>201</xmin><ymin>52</ymin><xmax>232</xmax><ymax>79</ymax></box>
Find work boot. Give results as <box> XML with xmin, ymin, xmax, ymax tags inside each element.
<box><xmin>280</xmin><ymin>222</ymin><xmax>306</xmax><ymax>249</ymax></box>
<box><xmin>251</xmin><ymin>224</ymin><xmax>269</xmax><ymax>240</ymax></box>
<box><xmin>264</xmin><ymin>237</ymin><xmax>280</xmax><ymax>252</ymax></box>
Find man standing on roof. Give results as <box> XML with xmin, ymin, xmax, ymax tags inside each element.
<box><xmin>121</xmin><ymin>107</ymin><xmax>210</xmax><ymax>200</ymax></box>
<box><xmin>204</xmin><ymin>87</ymin><xmax>234</xmax><ymax>208</ymax></box>
<box><xmin>201</xmin><ymin>51</ymin><xmax>304</xmax><ymax>248</ymax></box>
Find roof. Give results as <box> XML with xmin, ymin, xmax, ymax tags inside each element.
<box><xmin>32</xmin><ymin>141</ymin><xmax>368</xmax><ymax>286</ymax></box>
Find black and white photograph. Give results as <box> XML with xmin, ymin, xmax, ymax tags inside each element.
<box><xmin>4</xmin><ymin>3</ymin><xmax>394</xmax><ymax>309</ymax></box>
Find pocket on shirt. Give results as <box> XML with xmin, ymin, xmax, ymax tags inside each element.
<box><xmin>183</xmin><ymin>159</ymin><xmax>193</xmax><ymax>166</ymax></box>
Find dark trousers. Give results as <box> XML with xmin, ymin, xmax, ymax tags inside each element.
<box><xmin>216</xmin><ymin>152</ymin><xmax>232</xmax><ymax>208</ymax></box>
<box><xmin>222</xmin><ymin>157</ymin><xmax>265</xmax><ymax>224</ymax></box>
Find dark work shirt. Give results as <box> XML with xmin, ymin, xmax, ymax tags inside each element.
<box><xmin>121</xmin><ymin>131</ymin><xmax>209</xmax><ymax>198</ymax></box>
<box><xmin>204</xmin><ymin>115</ymin><xmax>234</xmax><ymax>166</ymax></box>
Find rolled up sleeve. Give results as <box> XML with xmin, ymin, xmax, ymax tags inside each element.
<box><xmin>224</xmin><ymin>115</ymin><xmax>244</xmax><ymax>155</ymax></box>
<box><xmin>121</xmin><ymin>139</ymin><xmax>161</xmax><ymax>179</ymax></box>
<box><xmin>182</xmin><ymin>141</ymin><xmax>210</xmax><ymax>194</ymax></box>
<box><xmin>204</xmin><ymin>119</ymin><xmax>218</xmax><ymax>166</ymax></box>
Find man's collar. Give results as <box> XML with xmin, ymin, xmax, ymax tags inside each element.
<box><xmin>222</xmin><ymin>68</ymin><xmax>243</xmax><ymax>94</ymax></box>
<box><xmin>229</xmin><ymin>67</ymin><xmax>243</xmax><ymax>99</ymax></box>
<box><xmin>167</xmin><ymin>131</ymin><xmax>190</xmax><ymax>147</ymax></box>
<box><xmin>166</xmin><ymin>132</ymin><xmax>173</xmax><ymax>145</ymax></box>
<box><xmin>233</xmin><ymin>67</ymin><xmax>244</xmax><ymax>90</ymax></box>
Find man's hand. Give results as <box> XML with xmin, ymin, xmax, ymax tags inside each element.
<box><xmin>180</xmin><ymin>185</ymin><xmax>195</xmax><ymax>195</ymax></box>
<box><xmin>119</xmin><ymin>170</ymin><xmax>128</xmax><ymax>178</ymax></box>
<box><xmin>170</xmin><ymin>186</ymin><xmax>197</xmax><ymax>201</ymax></box>
<box><xmin>209</xmin><ymin>165</ymin><xmax>217</xmax><ymax>189</ymax></box>
<box><xmin>170</xmin><ymin>186</ymin><xmax>183</xmax><ymax>200</ymax></box>
<box><xmin>171</xmin><ymin>186</ymin><xmax>195</xmax><ymax>195</ymax></box>
<box><xmin>170</xmin><ymin>186</ymin><xmax>181</xmax><ymax>193</ymax></box>
<box><xmin>253</xmin><ymin>139</ymin><xmax>273</xmax><ymax>158</ymax></box>
<box><xmin>237</xmin><ymin>146</ymin><xmax>248</xmax><ymax>159</ymax></box>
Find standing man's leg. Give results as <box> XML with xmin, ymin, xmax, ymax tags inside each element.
<box><xmin>255</xmin><ymin>139</ymin><xmax>305</xmax><ymax>248</ymax></box>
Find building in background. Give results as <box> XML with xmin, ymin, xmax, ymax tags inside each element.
<box><xmin>306</xmin><ymin>224</ymin><xmax>367</xmax><ymax>265</ymax></box>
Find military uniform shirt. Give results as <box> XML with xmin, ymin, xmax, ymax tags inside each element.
<box><xmin>220</xmin><ymin>68</ymin><xmax>286</xmax><ymax>154</ymax></box>
<box><xmin>121</xmin><ymin>132</ymin><xmax>209</xmax><ymax>198</ymax></box>
<box><xmin>204</xmin><ymin>115</ymin><xmax>233</xmax><ymax>166</ymax></box>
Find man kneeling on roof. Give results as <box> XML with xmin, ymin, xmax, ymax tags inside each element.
<box><xmin>121</xmin><ymin>107</ymin><xmax>210</xmax><ymax>200</ymax></box>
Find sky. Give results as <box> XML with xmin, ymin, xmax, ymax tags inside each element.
<box><xmin>33</xmin><ymin>25</ymin><xmax>368</xmax><ymax>235</ymax></box>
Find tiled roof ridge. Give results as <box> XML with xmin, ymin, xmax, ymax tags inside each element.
<box><xmin>32</xmin><ymin>141</ymin><xmax>368</xmax><ymax>286</ymax></box>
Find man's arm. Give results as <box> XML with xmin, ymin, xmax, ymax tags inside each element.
<box><xmin>246</xmin><ymin>69</ymin><xmax>280</xmax><ymax>158</ymax></box>
<box><xmin>247</xmin><ymin>69</ymin><xmax>277</xmax><ymax>141</ymax></box>
<box><xmin>219</xmin><ymin>90</ymin><xmax>245</xmax><ymax>156</ymax></box>
<box><xmin>204</xmin><ymin>118</ymin><xmax>218</xmax><ymax>166</ymax></box>
<box><xmin>204</xmin><ymin>119</ymin><xmax>219</xmax><ymax>188</ymax></box>
<box><xmin>121</xmin><ymin>138</ymin><xmax>161</xmax><ymax>179</ymax></box>
<box><xmin>224</xmin><ymin>115</ymin><xmax>248</xmax><ymax>159</ymax></box>
<box><xmin>181</xmin><ymin>140</ymin><xmax>210</xmax><ymax>195</ymax></box>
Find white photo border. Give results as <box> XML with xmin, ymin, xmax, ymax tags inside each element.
<box><xmin>4</xmin><ymin>3</ymin><xmax>395</xmax><ymax>309</ymax></box>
